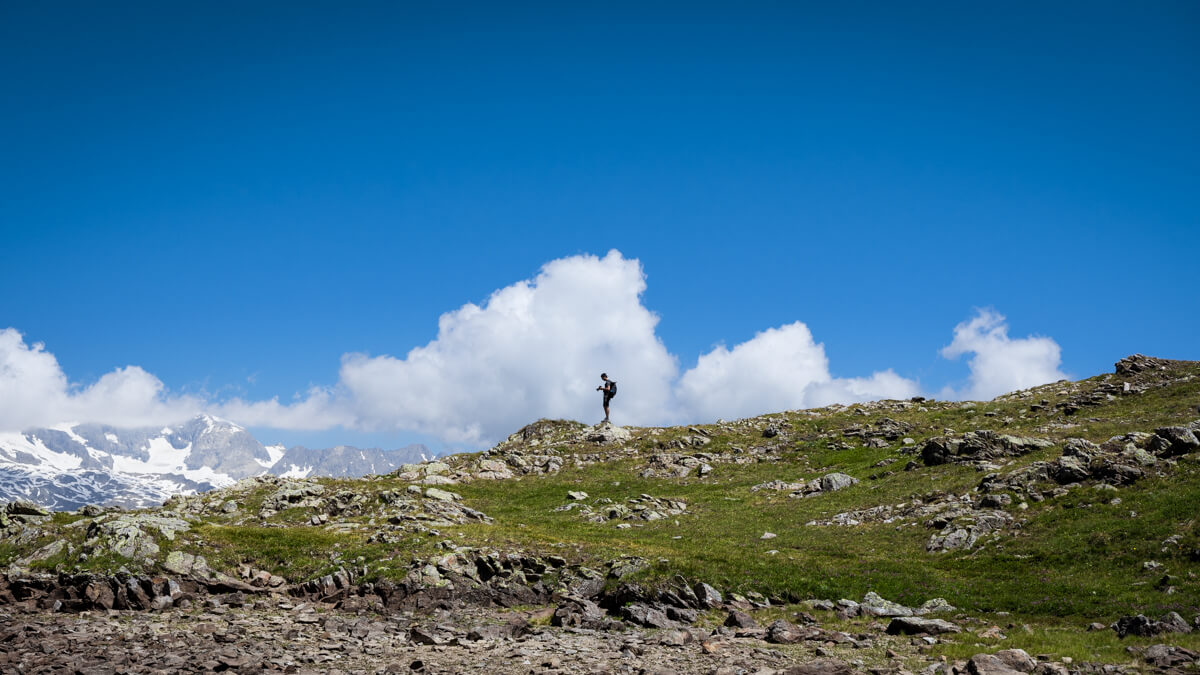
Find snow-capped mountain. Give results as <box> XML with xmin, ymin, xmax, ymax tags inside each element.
<box><xmin>268</xmin><ymin>444</ymin><xmax>428</xmax><ymax>479</ymax></box>
<box><xmin>0</xmin><ymin>415</ymin><xmax>428</xmax><ymax>510</ymax></box>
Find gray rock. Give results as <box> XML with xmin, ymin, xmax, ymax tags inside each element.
<box><xmin>86</xmin><ymin>514</ymin><xmax>190</xmax><ymax>561</ymax></box>
<box><xmin>694</xmin><ymin>582</ymin><xmax>723</xmax><ymax>608</ymax></box>
<box><xmin>1153</xmin><ymin>426</ymin><xmax>1200</xmax><ymax>457</ymax></box>
<box><xmin>6</xmin><ymin>500</ymin><xmax>51</xmax><ymax>517</ymax></box>
<box><xmin>422</xmin><ymin>487</ymin><xmax>460</xmax><ymax>502</ymax></box>
<box><xmin>968</xmin><ymin>654</ymin><xmax>1024</xmax><ymax>675</ymax></box>
<box><xmin>1115</xmin><ymin>613</ymin><xmax>1194</xmax><ymax>638</ymax></box>
<box><xmin>586</xmin><ymin>424</ymin><xmax>631</xmax><ymax>444</ymax></box>
<box><xmin>1050</xmin><ymin>456</ymin><xmax>1090</xmax><ymax>484</ymax></box>
<box><xmin>608</xmin><ymin>557</ymin><xmax>649</xmax><ymax>579</ymax></box>
<box><xmin>886</xmin><ymin>617</ymin><xmax>962</xmax><ymax>635</ymax></box>
<box><xmin>1142</xmin><ymin>644</ymin><xmax>1200</xmax><ymax>668</ymax></box>
<box><xmin>860</xmin><ymin>591</ymin><xmax>912</xmax><ymax>617</ymax></box>
<box><xmin>994</xmin><ymin>649</ymin><xmax>1036</xmax><ymax>673</ymax></box>
<box><xmin>916</xmin><ymin>597</ymin><xmax>957</xmax><ymax>614</ymax></box>
<box><xmin>551</xmin><ymin>597</ymin><xmax>607</xmax><ymax>628</ymax></box>
<box><xmin>621</xmin><ymin>603</ymin><xmax>674</xmax><ymax>629</ymax></box>
<box><xmin>817</xmin><ymin>472</ymin><xmax>859</xmax><ymax>493</ymax></box>
<box><xmin>724</xmin><ymin>610</ymin><xmax>758</xmax><ymax>629</ymax></box>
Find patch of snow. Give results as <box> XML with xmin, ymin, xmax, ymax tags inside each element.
<box><xmin>104</xmin><ymin>433</ymin><xmax>119</xmax><ymax>443</ymax></box>
<box><xmin>255</xmin><ymin>444</ymin><xmax>287</xmax><ymax>468</ymax></box>
<box><xmin>50</xmin><ymin>423</ymin><xmax>90</xmax><ymax>448</ymax></box>
<box><xmin>279</xmin><ymin>464</ymin><xmax>313</xmax><ymax>479</ymax></box>
<box><xmin>109</xmin><ymin>437</ymin><xmax>235</xmax><ymax>488</ymax></box>
<box><xmin>0</xmin><ymin>432</ymin><xmax>83</xmax><ymax>472</ymax></box>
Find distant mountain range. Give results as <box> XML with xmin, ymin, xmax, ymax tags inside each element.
<box><xmin>0</xmin><ymin>415</ymin><xmax>428</xmax><ymax>510</ymax></box>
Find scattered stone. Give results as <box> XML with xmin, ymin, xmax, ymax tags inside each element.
<box><xmin>694</xmin><ymin>582</ymin><xmax>723</xmax><ymax>608</ymax></box>
<box><xmin>886</xmin><ymin>617</ymin><xmax>962</xmax><ymax>635</ymax></box>
<box><xmin>724</xmin><ymin>610</ymin><xmax>758</xmax><ymax>629</ymax></box>
<box><xmin>859</xmin><ymin>591</ymin><xmax>913</xmax><ymax>617</ymax></box>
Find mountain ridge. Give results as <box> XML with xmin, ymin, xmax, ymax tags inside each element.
<box><xmin>0</xmin><ymin>415</ymin><xmax>429</xmax><ymax>510</ymax></box>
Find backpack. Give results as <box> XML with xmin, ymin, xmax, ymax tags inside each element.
<box><xmin>608</xmin><ymin>380</ymin><xmax>617</xmax><ymax>398</ymax></box>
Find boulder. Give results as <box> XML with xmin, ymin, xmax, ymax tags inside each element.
<box><xmin>259</xmin><ymin>482</ymin><xmax>325</xmax><ymax>515</ymax></box>
<box><xmin>724</xmin><ymin>610</ymin><xmax>758</xmax><ymax>629</ymax></box>
<box><xmin>993</xmin><ymin>649</ymin><xmax>1036</xmax><ymax>672</ymax></box>
<box><xmin>859</xmin><ymin>591</ymin><xmax>912</xmax><ymax>617</ymax></box>
<box><xmin>551</xmin><ymin>597</ymin><xmax>607</xmax><ymax>629</ymax></box>
<box><xmin>817</xmin><ymin>473</ymin><xmax>859</xmax><ymax>493</ymax></box>
<box><xmin>86</xmin><ymin>515</ymin><xmax>190</xmax><ymax>561</ymax></box>
<box><xmin>6</xmin><ymin>500</ymin><xmax>51</xmax><ymax>517</ymax></box>
<box><xmin>766</xmin><ymin>619</ymin><xmax>803</xmax><ymax>644</ymax></box>
<box><xmin>1049</xmin><ymin>456</ymin><xmax>1090</xmax><ymax>484</ymax></box>
<box><xmin>916</xmin><ymin>597</ymin><xmax>957</xmax><ymax>614</ymax></box>
<box><xmin>1154</xmin><ymin>426</ymin><xmax>1200</xmax><ymax>457</ymax></box>
<box><xmin>922</xmin><ymin>431</ymin><xmax>1054</xmax><ymax>466</ymax></box>
<box><xmin>1142</xmin><ymin>644</ymin><xmax>1200</xmax><ymax>669</ymax></box>
<box><xmin>621</xmin><ymin>603</ymin><xmax>674</xmax><ymax>629</ymax></box>
<box><xmin>422</xmin><ymin>488</ymin><xmax>460</xmax><ymax>502</ymax></box>
<box><xmin>886</xmin><ymin>617</ymin><xmax>961</xmax><ymax>635</ymax></box>
<box><xmin>693</xmin><ymin>582</ymin><xmax>723</xmax><ymax>608</ymax></box>
<box><xmin>968</xmin><ymin>654</ymin><xmax>1024</xmax><ymax>675</ymax></box>
<box><xmin>1115</xmin><ymin>612</ymin><xmax>1194</xmax><ymax>638</ymax></box>
<box><xmin>586</xmin><ymin>424</ymin><xmax>631</xmax><ymax>444</ymax></box>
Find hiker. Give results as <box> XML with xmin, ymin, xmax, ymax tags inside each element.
<box><xmin>597</xmin><ymin>373</ymin><xmax>617</xmax><ymax>423</ymax></box>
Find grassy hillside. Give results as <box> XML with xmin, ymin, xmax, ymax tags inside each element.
<box><xmin>2</xmin><ymin>354</ymin><xmax>1198</xmax><ymax>665</ymax></box>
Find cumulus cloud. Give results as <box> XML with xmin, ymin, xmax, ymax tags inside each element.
<box><xmin>0</xmin><ymin>328</ymin><xmax>203</xmax><ymax>431</ymax></box>
<box><xmin>676</xmin><ymin>322</ymin><xmax>920</xmax><ymax>422</ymax></box>
<box><xmin>215</xmin><ymin>387</ymin><xmax>351</xmax><ymax>432</ymax></box>
<box><xmin>301</xmin><ymin>250</ymin><xmax>679</xmax><ymax>444</ymax></box>
<box><xmin>1</xmin><ymin>254</ymin><xmax>1067</xmax><ymax>446</ymax></box>
<box><xmin>940</xmin><ymin>309</ymin><xmax>1068</xmax><ymax>400</ymax></box>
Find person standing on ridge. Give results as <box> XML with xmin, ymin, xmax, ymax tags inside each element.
<box><xmin>597</xmin><ymin>373</ymin><xmax>617</xmax><ymax>423</ymax></box>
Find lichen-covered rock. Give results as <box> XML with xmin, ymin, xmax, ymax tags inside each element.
<box><xmin>86</xmin><ymin>515</ymin><xmax>190</xmax><ymax>561</ymax></box>
<box><xmin>816</xmin><ymin>472</ymin><xmax>858</xmax><ymax>493</ymax></box>
<box><xmin>259</xmin><ymin>481</ymin><xmax>326</xmax><ymax>516</ymax></box>
<box><xmin>859</xmin><ymin>591</ymin><xmax>912</xmax><ymax>617</ymax></box>
<box><xmin>1154</xmin><ymin>426</ymin><xmax>1200</xmax><ymax>457</ymax></box>
<box><xmin>586</xmin><ymin>424</ymin><xmax>632</xmax><ymax>444</ymax></box>
<box><xmin>922</xmin><ymin>431</ymin><xmax>1054</xmax><ymax>466</ymax></box>
<box><xmin>926</xmin><ymin>509</ymin><xmax>1013</xmax><ymax>552</ymax></box>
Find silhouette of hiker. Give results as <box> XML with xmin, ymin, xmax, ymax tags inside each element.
<box><xmin>597</xmin><ymin>373</ymin><xmax>617</xmax><ymax>423</ymax></box>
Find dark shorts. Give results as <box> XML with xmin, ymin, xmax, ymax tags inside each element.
<box><xmin>603</xmin><ymin>393</ymin><xmax>614</xmax><ymax>405</ymax></box>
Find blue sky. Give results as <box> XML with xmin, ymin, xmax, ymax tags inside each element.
<box><xmin>1</xmin><ymin>2</ymin><xmax>1197</xmax><ymax>451</ymax></box>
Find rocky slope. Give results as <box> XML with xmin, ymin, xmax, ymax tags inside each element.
<box><xmin>1</xmin><ymin>354</ymin><xmax>1198</xmax><ymax>674</ymax></box>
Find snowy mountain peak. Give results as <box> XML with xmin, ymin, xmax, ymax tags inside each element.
<box><xmin>0</xmin><ymin>415</ymin><xmax>430</xmax><ymax>510</ymax></box>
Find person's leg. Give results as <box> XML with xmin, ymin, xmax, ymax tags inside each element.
<box><xmin>603</xmin><ymin>398</ymin><xmax>610</xmax><ymax>421</ymax></box>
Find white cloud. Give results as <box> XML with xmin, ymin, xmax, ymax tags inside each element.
<box><xmin>323</xmin><ymin>250</ymin><xmax>679</xmax><ymax>444</ymax></box>
<box><xmin>1</xmin><ymin>255</ymin><xmax>1067</xmax><ymax>446</ymax></box>
<box><xmin>0</xmin><ymin>328</ymin><xmax>203</xmax><ymax>431</ymax></box>
<box><xmin>676</xmin><ymin>322</ymin><xmax>920</xmax><ymax>422</ymax></box>
<box><xmin>939</xmin><ymin>309</ymin><xmax>1068</xmax><ymax>400</ymax></box>
<box><xmin>215</xmin><ymin>387</ymin><xmax>351</xmax><ymax>432</ymax></box>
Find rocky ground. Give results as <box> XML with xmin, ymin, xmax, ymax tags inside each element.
<box><xmin>6</xmin><ymin>593</ymin><xmax>1177</xmax><ymax>675</ymax></box>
